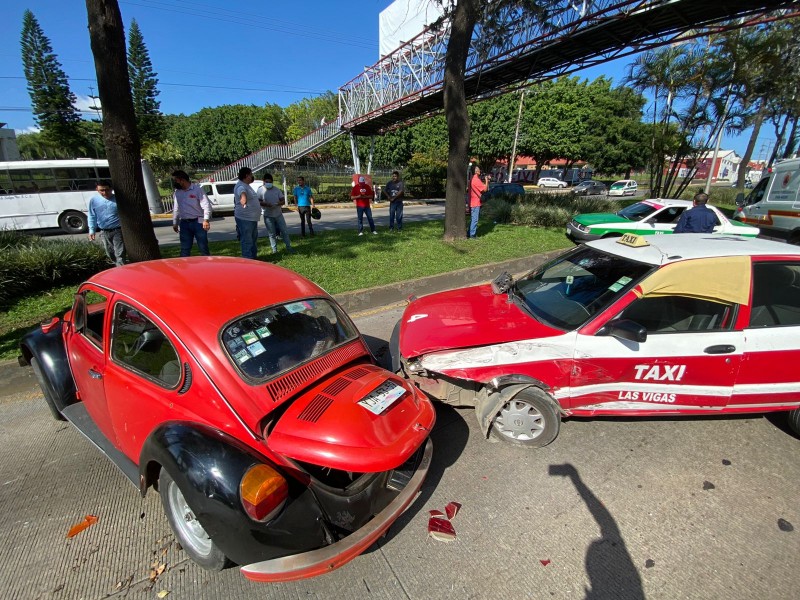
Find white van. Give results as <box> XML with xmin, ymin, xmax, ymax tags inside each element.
<box><xmin>200</xmin><ymin>180</ymin><xmax>262</xmax><ymax>212</ymax></box>
<box><xmin>734</xmin><ymin>157</ymin><xmax>800</xmax><ymax>244</ymax></box>
<box><xmin>608</xmin><ymin>179</ymin><xmax>638</xmax><ymax>197</ymax></box>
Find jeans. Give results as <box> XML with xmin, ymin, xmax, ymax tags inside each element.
<box><xmin>235</xmin><ymin>217</ymin><xmax>259</xmax><ymax>259</ymax></box>
<box><xmin>469</xmin><ymin>206</ymin><xmax>480</xmax><ymax>238</ymax></box>
<box><xmin>357</xmin><ymin>206</ymin><xmax>375</xmax><ymax>233</ymax></box>
<box><xmin>264</xmin><ymin>213</ymin><xmax>293</xmax><ymax>252</ymax></box>
<box><xmin>101</xmin><ymin>228</ymin><xmax>126</xmax><ymax>266</ymax></box>
<box><xmin>297</xmin><ymin>205</ymin><xmax>314</xmax><ymax>236</ymax></box>
<box><xmin>179</xmin><ymin>219</ymin><xmax>210</xmax><ymax>256</ymax></box>
<box><xmin>389</xmin><ymin>201</ymin><xmax>404</xmax><ymax>230</ymax></box>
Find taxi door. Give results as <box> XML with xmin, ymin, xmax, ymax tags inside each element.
<box><xmin>569</xmin><ymin>292</ymin><xmax>743</xmax><ymax>414</ymax></box>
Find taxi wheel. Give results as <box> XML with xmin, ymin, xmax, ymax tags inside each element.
<box><xmin>490</xmin><ymin>388</ymin><xmax>560</xmax><ymax>448</ymax></box>
<box><xmin>159</xmin><ymin>469</ymin><xmax>231</xmax><ymax>571</ymax></box>
<box><xmin>788</xmin><ymin>408</ymin><xmax>800</xmax><ymax>436</ymax></box>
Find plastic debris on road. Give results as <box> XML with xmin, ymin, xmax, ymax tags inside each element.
<box><xmin>66</xmin><ymin>515</ymin><xmax>98</xmax><ymax>538</ymax></box>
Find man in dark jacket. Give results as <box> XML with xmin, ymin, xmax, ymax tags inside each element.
<box><xmin>673</xmin><ymin>192</ymin><xmax>717</xmax><ymax>233</ymax></box>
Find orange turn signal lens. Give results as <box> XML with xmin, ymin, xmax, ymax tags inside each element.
<box><xmin>240</xmin><ymin>464</ymin><xmax>289</xmax><ymax>523</ymax></box>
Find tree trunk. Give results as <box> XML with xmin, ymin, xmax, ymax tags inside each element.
<box><xmin>85</xmin><ymin>0</ymin><xmax>160</xmax><ymax>262</ymax></box>
<box><xmin>442</xmin><ymin>0</ymin><xmax>481</xmax><ymax>241</ymax></box>
<box><xmin>737</xmin><ymin>104</ymin><xmax>765</xmax><ymax>187</ymax></box>
<box><xmin>782</xmin><ymin>116</ymin><xmax>798</xmax><ymax>159</ymax></box>
<box><xmin>769</xmin><ymin>113</ymin><xmax>791</xmax><ymax>168</ymax></box>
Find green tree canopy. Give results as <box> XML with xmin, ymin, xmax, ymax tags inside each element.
<box><xmin>20</xmin><ymin>10</ymin><xmax>85</xmax><ymax>156</ymax></box>
<box><xmin>127</xmin><ymin>18</ymin><xmax>164</xmax><ymax>145</ymax></box>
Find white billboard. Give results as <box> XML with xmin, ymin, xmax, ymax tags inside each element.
<box><xmin>379</xmin><ymin>0</ymin><xmax>444</xmax><ymax>58</ymax></box>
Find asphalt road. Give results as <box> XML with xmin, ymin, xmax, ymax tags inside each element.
<box><xmin>1</xmin><ymin>303</ymin><xmax>798</xmax><ymax>600</ymax></box>
<box><xmin>47</xmin><ymin>202</ymin><xmax>448</xmax><ymax>245</ymax></box>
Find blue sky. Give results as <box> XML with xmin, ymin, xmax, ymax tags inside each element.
<box><xmin>1</xmin><ymin>0</ymin><xmax>771</xmax><ymax>159</ymax></box>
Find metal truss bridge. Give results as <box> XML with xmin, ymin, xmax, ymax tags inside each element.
<box><xmin>210</xmin><ymin>0</ymin><xmax>796</xmax><ymax>182</ymax></box>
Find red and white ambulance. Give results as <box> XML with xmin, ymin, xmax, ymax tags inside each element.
<box><xmin>393</xmin><ymin>234</ymin><xmax>800</xmax><ymax>447</ymax></box>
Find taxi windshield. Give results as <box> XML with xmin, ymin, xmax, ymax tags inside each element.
<box><xmin>617</xmin><ymin>202</ymin><xmax>658</xmax><ymax>221</ymax></box>
<box><xmin>221</xmin><ymin>298</ymin><xmax>358</xmax><ymax>381</ymax></box>
<box><xmin>512</xmin><ymin>246</ymin><xmax>652</xmax><ymax>330</ymax></box>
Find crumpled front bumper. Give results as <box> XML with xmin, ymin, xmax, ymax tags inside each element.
<box><xmin>240</xmin><ymin>437</ymin><xmax>433</xmax><ymax>582</ymax></box>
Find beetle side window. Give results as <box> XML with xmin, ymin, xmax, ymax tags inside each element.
<box><xmin>111</xmin><ymin>304</ymin><xmax>181</xmax><ymax>387</ymax></box>
<box><xmin>620</xmin><ymin>296</ymin><xmax>734</xmax><ymax>333</ymax></box>
<box><xmin>749</xmin><ymin>263</ymin><xmax>800</xmax><ymax>328</ymax></box>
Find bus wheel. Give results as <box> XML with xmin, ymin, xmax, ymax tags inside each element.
<box><xmin>59</xmin><ymin>211</ymin><xmax>88</xmax><ymax>234</ymax></box>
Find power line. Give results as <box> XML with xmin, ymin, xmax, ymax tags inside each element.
<box><xmin>0</xmin><ymin>75</ymin><xmax>327</xmax><ymax>96</ymax></box>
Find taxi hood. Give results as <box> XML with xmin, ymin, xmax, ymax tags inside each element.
<box><xmin>573</xmin><ymin>212</ymin><xmax>628</xmax><ymax>226</ymax></box>
<box><xmin>267</xmin><ymin>364</ymin><xmax>435</xmax><ymax>472</ymax></box>
<box><xmin>398</xmin><ymin>283</ymin><xmax>564</xmax><ymax>359</ymax></box>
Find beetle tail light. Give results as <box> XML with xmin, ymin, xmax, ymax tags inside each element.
<box><xmin>240</xmin><ymin>464</ymin><xmax>289</xmax><ymax>523</ymax></box>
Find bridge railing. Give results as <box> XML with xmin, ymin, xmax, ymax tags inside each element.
<box><xmin>205</xmin><ymin>116</ymin><xmax>345</xmax><ymax>182</ymax></box>
<box><xmin>337</xmin><ymin>0</ymin><xmax>663</xmax><ymax>129</ymax></box>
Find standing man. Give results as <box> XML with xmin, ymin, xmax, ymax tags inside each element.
<box><xmin>258</xmin><ymin>173</ymin><xmax>294</xmax><ymax>255</ymax></box>
<box><xmin>673</xmin><ymin>192</ymin><xmax>717</xmax><ymax>233</ymax></box>
<box><xmin>293</xmin><ymin>176</ymin><xmax>315</xmax><ymax>237</ymax></box>
<box><xmin>234</xmin><ymin>167</ymin><xmax>261</xmax><ymax>259</ymax></box>
<box><xmin>87</xmin><ymin>179</ymin><xmax>126</xmax><ymax>267</ymax></box>
<box><xmin>468</xmin><ymin>166</ymin><xmax>487</xmax><ymax>239</ymax></box>
<box><xmin>172</xmin><ymin>170</ymin><xmax>211</xmax><ymax>256</ymax></box>
<box><xmin>352</xmin><ymin>175</ymin><xmax>377</xmax><ymax>236</ymax></box>
<box><xmin>383</xmin><ymin>170</ymin><xmax>406</xmax><ymax>232</ymax></box>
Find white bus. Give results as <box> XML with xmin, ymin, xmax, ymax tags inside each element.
<box><xmin>0</xmin><ymin>159</ymin><xmax>156</xmax><ymax>234</ymax></box>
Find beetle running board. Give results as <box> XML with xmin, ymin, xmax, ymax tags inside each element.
<box><xmin>61</xmin><ymin>404</ymin><xmax>140</xmax><ymax>488</ymax></box>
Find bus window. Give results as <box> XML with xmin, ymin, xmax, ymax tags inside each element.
<box><xmin>0</xmin><ymin>171</ymin><xmax>11</xmax><ymax>194</ymax></box>
<box><xmin>53</xmin><ymin>167</ymin><xmax>97</xmax><ymax>191</ymax></box>
<box><xmin>9</xmin><ymin>170</ymin><xmax>37</xmax><ymax>194</ymax></box>
<box><xmin>31</xmin><ymin>169</ymin><xmax>58</xmax><ymax>193</ymax></box>
<box><xmin>96</xmin><ymin>167</ymin><xmax>111</xmax><ymax>180</ymax></box>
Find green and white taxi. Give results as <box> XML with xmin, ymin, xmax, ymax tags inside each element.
<box><xmin>566</xmin><ymin>198</ymin><xmax>760</xmax><ymax>243</ymax></box>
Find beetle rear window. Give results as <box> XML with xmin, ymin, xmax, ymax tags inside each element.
<box><xmin>222</xmin><ymin>298</ymin><xmax>358</xmax><ymax>381</ymax></box>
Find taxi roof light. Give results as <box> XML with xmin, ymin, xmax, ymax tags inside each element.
<box><xmin>617</xmin><ymin>233</ymin><xmax>650</xmax><ymax>247</ymax></box>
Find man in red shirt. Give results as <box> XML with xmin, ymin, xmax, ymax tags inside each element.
<box><xmin>351</xmin><ymin>175</ymin><xmax>377</xmax><ymax>235</ymax></box>
<box><xmin>468</xmin><ymin>166</ymin><xmax>487</xmax><ymax>238</ymax></box>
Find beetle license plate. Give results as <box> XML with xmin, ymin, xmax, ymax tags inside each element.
<box><xmin>358</xmin><ymin>381</ymin><xmax>406</xmax><ymax>415</ymax></box>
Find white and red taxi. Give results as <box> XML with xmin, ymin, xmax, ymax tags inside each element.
<box><xmin>392</xmin><ymin>234</ymin><xmax>800</xmax><ymax>447</ymax></box>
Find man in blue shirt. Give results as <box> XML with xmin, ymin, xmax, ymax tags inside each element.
<box><xmin>87</xmin><ymin>180</ymin><xmax>126</xmax><ymax>266</ymax></box>
<box><xmin>674</xmin><ymin>192</ymin><xmax>718</xmax><ymax>233</ymax></box>
<box><xmin>293</xmin><ymin>176</ymin><xmax>315</xmax><ymax>237</ymax></box>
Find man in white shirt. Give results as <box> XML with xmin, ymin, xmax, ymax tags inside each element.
<box><xmin>171</xmin><ymin>170</ymin><xmax>212</xmax><ymax>256</ymax></box>
<box><xmin>258</xmin><ymin>173</ymin><xmax>295</xmax><ymax>255</ymax></box>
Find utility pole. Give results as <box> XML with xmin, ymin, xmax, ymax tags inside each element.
<box><xmin>508</xmin><ymin>90</ymin><xmax>525</xmax><ymax>183</ymax></box>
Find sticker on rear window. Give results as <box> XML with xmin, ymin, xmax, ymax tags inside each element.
<box><xmin>233</xmin><ymin>349</ymin><xmax>250</xmax><ymax>364</ymax></box>
<box><xmin>256</xmin><ymin>326</ymin><xmax>271</xmax><ymax>338</ymax></box>
<box><xmin>242</xmin><ymin>331</ymin><xmax>258</xmax><ymax>345</ymax></box>
<box><xmin>358</xmin><ymin>381</ymin><xmax>406</xmax><ymax>415</ymax></box>
<box><xmin>247</xmin><ymin>341</ymin><xmax>265</xmax><ymax>356</ymax></box>
<box><xmin>285</xmin><ymin>301</ymin><xmax>312</xmax><ymax>314</ymax></box>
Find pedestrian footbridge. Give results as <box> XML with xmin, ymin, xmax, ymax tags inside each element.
<box><xmin>209</xmin><ymin>0</ymin><xmax>795</xmax><ymax>182</ymax></box>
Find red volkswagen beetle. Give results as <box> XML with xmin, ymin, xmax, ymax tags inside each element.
<box><xmin>19</xmin><ymin>257</ymin><xmax>434</xmax><ymax>582</ymax></box>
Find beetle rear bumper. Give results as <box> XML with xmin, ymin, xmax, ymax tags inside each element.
<box><xmin>240</xmin><ymin>437</ymin><xmax>433</xmax><ymax>582</ymax></box>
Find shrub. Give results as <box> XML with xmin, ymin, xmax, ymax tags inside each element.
<box><xmin>0</xmin><ymin>237</ymin><xmax>110</xmax><ymax>308</ymax></box>
<box><xmin>483</xmin><ymin>197</ymin><xmax>514</xmax><ymax>224</ymax></box>
<box><xmin>506</xmin><ymin>193</ymin><xmax>622</xmax><ymax>228</ymax></box>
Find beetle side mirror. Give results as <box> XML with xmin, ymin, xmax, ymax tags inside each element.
<box><xmin>597</xmin><ymin>319</ymin><xmax>647</xmax><ymax>343</ymax></box>
<box><xmin>491</xmin><ymin>271</ymin><xmax>513</xmax><ymax>294</ymax></box>
<box><xmin>734</xmin><ymin>192</ymin><xmax>745</xmax><ymax>207</ymax></box>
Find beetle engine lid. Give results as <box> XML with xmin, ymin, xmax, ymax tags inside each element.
<box><xmin>266</xmin><ymin>364</ymin><xmax>434</xmax><ymax>472</ymax></box>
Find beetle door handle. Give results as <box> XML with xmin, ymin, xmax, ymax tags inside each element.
<box><xmin>704</xmin><ymin>345</ymin><xmax>736</xmax><ymax>354</ymax></box>
<box><xmin>88</xmin><ymin>368</ymin><xmax>103</xmax><ymax>379</ymax></box>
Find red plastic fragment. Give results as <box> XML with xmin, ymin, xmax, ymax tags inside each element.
<box><xmin>539</xmin><ymin>559</ymin><xmax>551</xmax><ymax>567</ymax></box>
<box><xmin>445</xmin><ymin>501</ymin><xmax>461</xmax><ymax>520</ymax></box>
<box><xmin>67</xmin><ymin>515</ymin><xmax>98</xmax><ymax>538</ymax></box>
<box><xmin>428</xmin><ymin>509</ymin><xmax>447</xmax><ymax>519</ymax></box>
<box><xmin>427</xmin><ymin>516</ymin><xmax>456</xmax><ymax>542</ymax></box>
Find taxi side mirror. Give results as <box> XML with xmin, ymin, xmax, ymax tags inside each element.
<box><xmin>734</xmin><ymin>192</ymin><xmax>745</xmax><ymax>207</ymax></box>
<box><xmin>597</xmin><ymin>319</ymin><xmax>647</xmax><ymax>343</ymax></box>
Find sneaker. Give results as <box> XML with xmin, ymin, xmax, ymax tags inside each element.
<box><xmin>358</xmin><ymin>232</ymin><xmax>364</xmax><ymax>236</ymax></box>
<box><xmin>372</xmin><ymin>231</ymin><xmax>378</xmax><ymax>235</ymax></box>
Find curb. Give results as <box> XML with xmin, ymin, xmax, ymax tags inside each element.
<box><xmin>334</xmin><ymin>250</ymin><xmax>562</xmax><ymax>314</ymax></box>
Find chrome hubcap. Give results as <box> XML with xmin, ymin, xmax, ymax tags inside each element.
<box><xmin>494</xmin><ymin>399</ymin><xmax>545</xmax><ymax>441</ymax></box>
<box><xmin>168</xmin><ymin>481</ymin><xmax>212</xmax><ymax>556</ymax></box>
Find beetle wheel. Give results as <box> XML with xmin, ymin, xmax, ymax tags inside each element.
<box><xmin>490</xmin><ymin>388</ymin><xmax>560</xmax><ymax>448</ymax></box>
<box><xmin>159</xmin><ymin>469</ymin><xmax>231</xmax><ymax>571</ymax></box>
<box><xmin>30</xmin><ymin>357</ymin><xmax>66</xmax><ymax>421</ymax></box>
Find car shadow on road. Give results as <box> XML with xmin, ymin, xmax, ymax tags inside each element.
<box><xmin>549</xmin><ymin>463</ymin><xmax>645</xmax><ymax>600</ymax></box>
